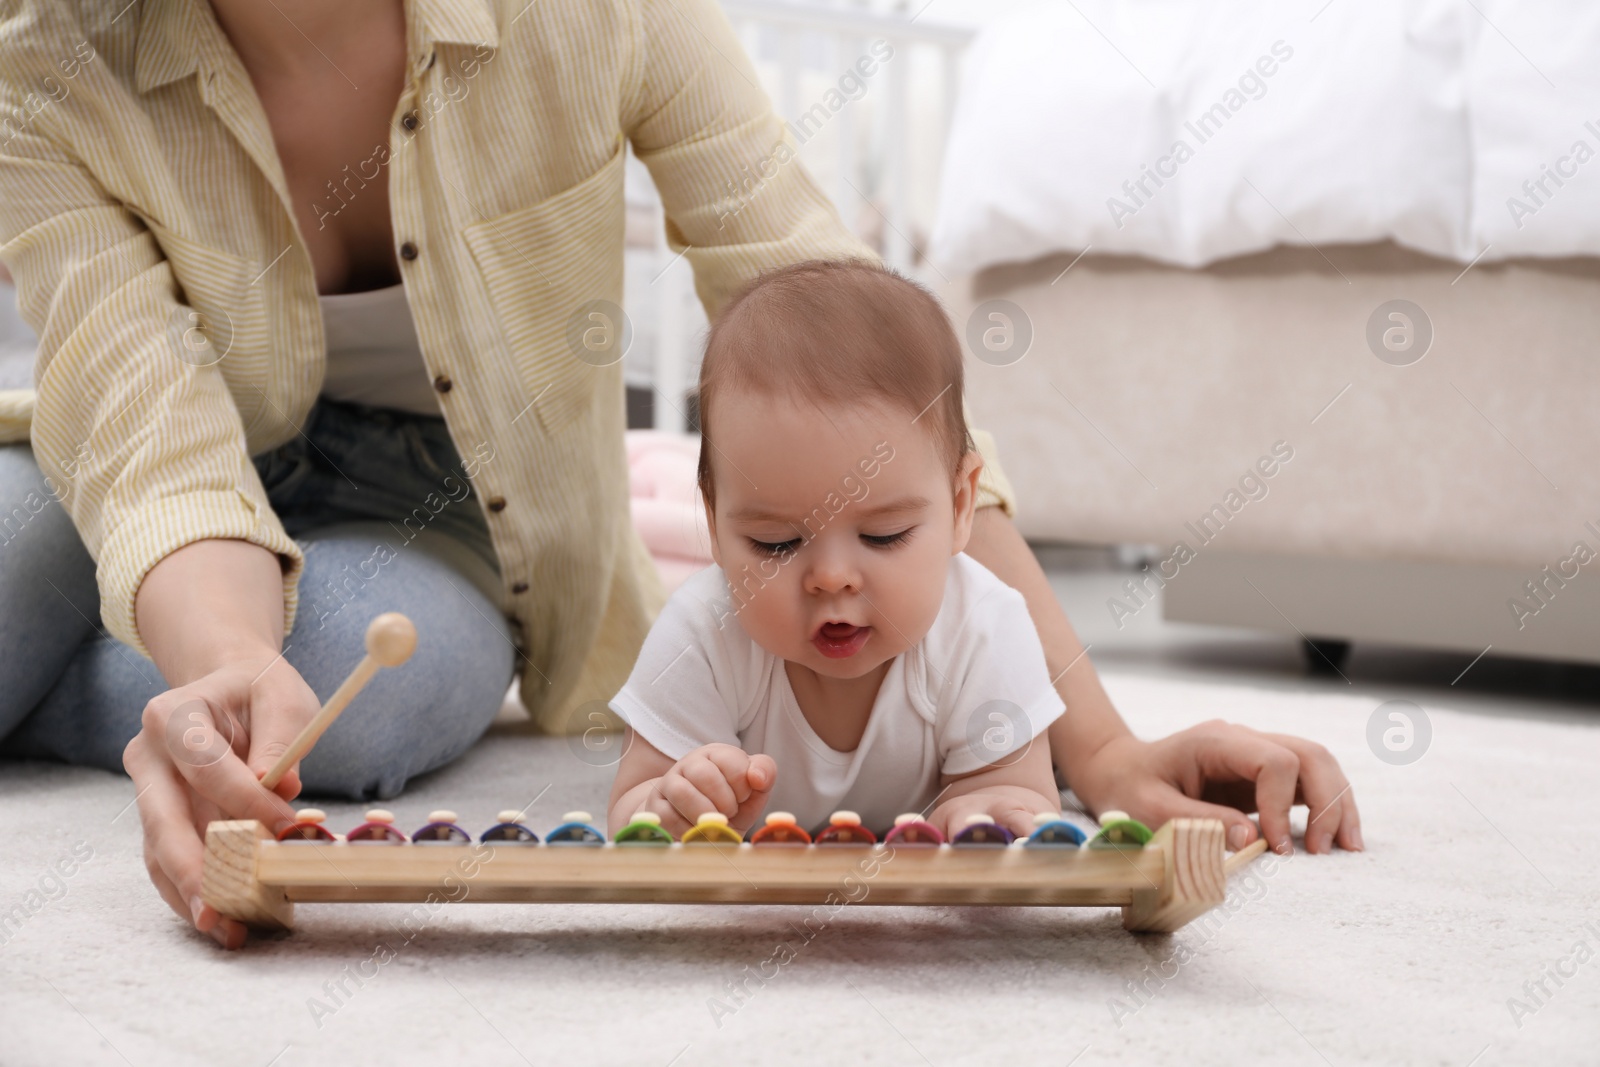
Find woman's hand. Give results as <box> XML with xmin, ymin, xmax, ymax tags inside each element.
<box><xmin>121</xmin><ymin>652</ymin><xmax>319</xmax><ymax>948</ymax></box>
<box><xmin>1068</xmin><ymin>721</ymin><xmax>1364</xmax><ymax>856</ymax></box>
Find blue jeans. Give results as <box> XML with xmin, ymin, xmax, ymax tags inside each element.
<box><xmin>0</xmin><ymin>398</ymin><xmax>517</xmax><ymax>799</ymax></box>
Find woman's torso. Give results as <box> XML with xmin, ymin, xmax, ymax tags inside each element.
<box><xmin>0</xmin><ymin>0</ymin><xmax>868</xmax><ymax>730</ymax></box>
<box><xmin>316</xmin><ymin>283</ymin><xmax>439</xmax><ymax>415</ymax></box>
<box><xmin>213</xmin><ymin>0</ymin><xmax>408</xmax><ymax>296</ymax></box>
<box><xmin>216</xmin><ymin>2</ymin><xmax>437</xmax><ymax>411</ymax></box>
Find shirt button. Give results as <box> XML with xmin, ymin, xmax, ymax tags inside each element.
<box><xmin>400</xmin><ymin>241</ymin><xmax>418</xmax><ymax>261</ymax></box>
<box><xmin>432</xmin><ymin>374</ymin><xmax>452</xmax><ymax>393</ymax></box>
<box><xmin>401</xmin><ymin>111</ymin><xmax>419</xmax><ymax>132</ymax></box>
<box><xmin>487</xmin><ymin>495</ymin><xmax>507</xmax><ymax>513</ymax></box>
<box><xmin>511</xmin><ymin>580</ymin><xmax>529</xmax><ymax>594</ymax></box>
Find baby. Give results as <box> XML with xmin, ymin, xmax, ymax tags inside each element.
<box><xmin>607</xmin><ymin>260</ymin><xmax>1064</xmax><ymax>840</ymax></box>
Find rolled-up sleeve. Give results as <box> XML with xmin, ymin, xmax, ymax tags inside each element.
<box><xmin>623</xmin><ymin>0</ymin><xmax>871</xmax><ymax>315</ymax></box>
<box><xmin>621</xmin><ymin>0</ymin><xmax>1017</xmax><ymax>518</ymax></box>
<box><xmin>0</xmin><ymin>110</ymin><xmax>302</xmax><ymax>658</ymax></box>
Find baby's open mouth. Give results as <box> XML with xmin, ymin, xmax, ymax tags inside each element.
<box><xmin>812</xmin><ymin>620</ymin><xmax>870</xmax><ymax>659</ymax></box>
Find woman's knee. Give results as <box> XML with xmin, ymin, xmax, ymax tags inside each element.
<box><xmin>285</xmin><ymin>534</ymin><xmax>515</xmax><ymax>799</ymax></box>
<box><xmin>0</xmin><ymin>444</ymin><xmax>100</xmax><ymax>736</ymax></box>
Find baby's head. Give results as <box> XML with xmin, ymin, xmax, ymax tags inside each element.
<box><xmin>696</xmin><ymin>259</ymin><xmax>983</xmax><ymax>680</ymax></box>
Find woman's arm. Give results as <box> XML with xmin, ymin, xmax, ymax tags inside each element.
<box><xmin>135</xmin><ymin>536</ymin><xmax>322</xmax><ymax>793</ymax></box>
<box><xmin>122</xmin><ymin>539</ymin><xmax>317</xmax><ymax>948</ymax></box>
<box><xmin>0</xmin><ymin>53</ymin><xmax>305</xmax><ymax>659</ymax></box>
<box><xmin>137</xmin><ymin>539</ymin><xmax>285</xmax><ymax>685</ymax></box>
<box><xmin>1</xmin><ymin>68</ymin><xmax>319</xmax><ymax>944</ymax></box>
<box><xmin>625</xmin><ymin>0</ymin><xmax>877</xmax><ymax>320</ymax></box>
<box><xmin>961</xmin><ymin>508</ymin><xmax>1132</xmax><ymax>783</ymax></box>
<box><xmin>961</xmin><ymin>505</ymin><xmax>1362</xmax><ymax>855</ymax></box>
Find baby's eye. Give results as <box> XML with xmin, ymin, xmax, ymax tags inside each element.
<box><xmin>748</xmin><ymin>537</ymin><xmax>800</xmax><ymax>557</ymax></box>
<box><xmin>862</xmin><ymin>528</ymin><xmax>913</xmax><ymax>548</ymax></box>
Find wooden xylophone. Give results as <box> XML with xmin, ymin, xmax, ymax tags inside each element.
<box><xmin>201</xmin><ymin>805</ymin><xmax>1269</xmax><ymax>936</ymax></box>
<box><xmin>200</xmin><ymin>614</ymin><xmax>1267</xmax><ymax>936</ymax></box>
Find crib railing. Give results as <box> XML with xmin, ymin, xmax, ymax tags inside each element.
<box><xmin>628</xmin><ymin>0</ymin><xmax>977</xmax><ymax>432</ymax></box>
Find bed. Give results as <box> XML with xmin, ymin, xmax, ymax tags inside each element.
<box><xmin>929</xmin><ymin>0</ymin><xmax>1600</xmax><ymax>666</ymax></box>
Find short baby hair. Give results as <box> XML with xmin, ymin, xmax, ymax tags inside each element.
<box><xmin>696</xmin><ymin>259</ymin><xmax>973</xmax><ymax>516</ymax></box>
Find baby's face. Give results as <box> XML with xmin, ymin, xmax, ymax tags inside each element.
<box><xmin>704</xmin><ymin>388</ymin><xmax>982</xmax><ymax>681</ymax></box>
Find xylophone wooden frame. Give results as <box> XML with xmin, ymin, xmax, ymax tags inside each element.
<box><xmin>202</xmin><ymin>817</ymin><xmax>1270</xmax><ymax>936</ymax></box>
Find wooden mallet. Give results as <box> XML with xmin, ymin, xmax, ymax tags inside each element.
<box><xmin>260</xmin><ymin>612</ymin><xmax>418</xmax><ymax>791</ymax></box>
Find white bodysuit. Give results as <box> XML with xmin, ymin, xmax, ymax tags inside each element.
<box><xmin>609</xmin><ymin>553</ymin><xmax>1065</xmax><ymax>830</ymax></box>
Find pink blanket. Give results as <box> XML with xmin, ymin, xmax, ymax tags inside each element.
<box><xmin>627</xmin><ymin>430</ymin><xmax>714</xmax><ymax>592</ymax></box>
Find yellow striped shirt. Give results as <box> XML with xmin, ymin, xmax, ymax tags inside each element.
<box><xmin>0</xmin><ymin>0</ymin><xmax>1016</xmax><ymax>731</ymax></box>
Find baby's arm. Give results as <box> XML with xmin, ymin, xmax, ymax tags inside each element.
<box><xmin>608</xmin><ymin>729</ymin><xmax>777</xmax><ymax>838</ymax></box>
<box><xmin>929</xmin><ymin>736</ymin><xmax>1059</xmax><ymax>840</ymax></box>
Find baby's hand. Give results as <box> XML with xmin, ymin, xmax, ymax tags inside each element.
<box><xmin>930</xmin><ymin>793</ymin><xmax>1045</xmax><ymax>841</ymax></box>
<box><xmin>641</xmin><ymin>744</ymin><xmax>777</xmax><ymax>837</ymax></box>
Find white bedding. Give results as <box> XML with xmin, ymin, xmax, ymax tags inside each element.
<box><xmin>931</xmin><ymin>0</ymin><xmax>1600</xmax><ymax>271</ymax></box>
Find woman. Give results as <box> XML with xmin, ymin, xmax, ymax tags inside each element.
<box><xmin>0</xmin><ymin>0</ymin><xmax>1359</xmax><ymax>948</ymax></box>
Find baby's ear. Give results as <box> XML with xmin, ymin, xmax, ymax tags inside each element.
<box><xmin>702</xmin><ymin>497</ymin><xmax>722</xmax><ymax>567</ymax></box>
<box><xmin>950</xmin><ymin>450</ymin><xmax>984</xmax><ymax>552</ymax></box>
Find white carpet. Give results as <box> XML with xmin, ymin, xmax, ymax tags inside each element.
<box><xmin>2</xmin><ymin>672</ymin><xmax>1597</xmax><ymax>1067</ymax></box>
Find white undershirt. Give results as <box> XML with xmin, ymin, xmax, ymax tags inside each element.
<box><xmin>318</xmin><ymin>283</ymin><xmax>442</xmax><ymax>416</ymax></box>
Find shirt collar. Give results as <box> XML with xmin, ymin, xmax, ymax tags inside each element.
<box><xmin>134</xmin><ymin>0</ymin><xmax>499</xmax><ymax>94</ymax></box>
<box><xmin>134</xmin><ymin>0</ymin><xmax>202</xmax><ymax>94</ymax></box>
<box><xmin>416</xmin><ymin>0</ymin><xmax>501</xmax><ymax>51</ymax></box>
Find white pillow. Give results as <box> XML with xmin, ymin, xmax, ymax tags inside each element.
<box><xmin>1466</xmin><ymin>0</ymin><xmax>1600</xmax><ymax>259</ymax></box>
<box><xmin>932</xmin><ymin>0</ymin><xmax>1474</xmax><ymax>270</ymax></box>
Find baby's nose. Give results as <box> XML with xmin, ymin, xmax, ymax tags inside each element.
<box><xmin>805</xmin><ymin>550</ymin><xmax>861</xmax><ymax>594</ymax></box>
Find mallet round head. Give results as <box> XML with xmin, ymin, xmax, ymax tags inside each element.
<box><xmin>365</xmin><ymin>613</ymin><xmax>418</xmax><ymax>666</ymax></box>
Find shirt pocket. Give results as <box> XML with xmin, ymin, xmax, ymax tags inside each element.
<box><xmin>461</xmin><ymin>137</ymin><xmax>627</xmax><ymax>435</ymax></box>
